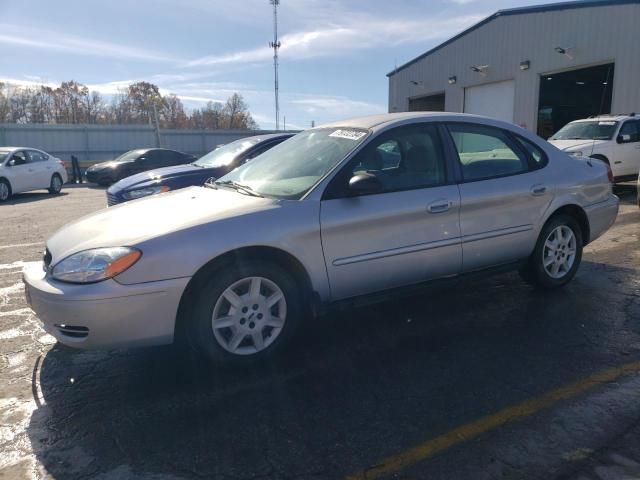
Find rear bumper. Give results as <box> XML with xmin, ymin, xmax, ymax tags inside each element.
<box><xmin>23</xmin><ymin>263</ymin><xmax>190</xmax><ymax>349</ymax></box>
<box><xmin>585</xmin><ymin>194</ymin><xmax>619</xmax><ymax>243</ymax></box>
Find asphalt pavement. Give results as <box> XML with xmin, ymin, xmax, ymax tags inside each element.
<box><xmin>0</xmin><ymin>184</ymin><xmax>639</xmax><ymax>480</ymax></box>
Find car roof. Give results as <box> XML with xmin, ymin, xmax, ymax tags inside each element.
<box><xmin>0</xmin><ymin>146</ymin><xmax>43</xmax><ymax>152</ymax></box>
<box><xmin>315</xmin><ymin>112</ymin><xmax>516</xmax><ymax>131</ymax></box>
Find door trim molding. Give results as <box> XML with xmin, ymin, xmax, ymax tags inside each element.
<box><xmin>332</xmin><ymin>224</ymin><xmax>533</xmax><ymax>266</ymax></box>
<box><xmin>333</xmin><ymin>237</ymin><xmax>461</xmax><ymax>266</ymax></box>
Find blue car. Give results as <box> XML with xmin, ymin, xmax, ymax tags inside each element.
<box><xmin>106</xmin><ymin>133</ymin><xmax>294</xmax><ymax>206</ymax></box>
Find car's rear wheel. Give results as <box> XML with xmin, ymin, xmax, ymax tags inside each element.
<box><xmin>0</xmin><ymin>179</ymin><xmax>11</xmax><ymax>202</ymax></box>
<box><xmin>188</xmin><ymin>260</ymin><xmax>302</xmax><ymax>364</ymax></box>
<box><xmin>48</xmin><ymin>174</ymin><xmax>63</xmax><ymax>194</ymax></box>
<box><xmin>520</xmin><ymin>214</ymin><xmax>583</xmax><ymax>288</ymax></box>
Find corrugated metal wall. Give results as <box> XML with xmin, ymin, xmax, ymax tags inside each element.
<box><xmin>0</xmin><ymin>124</ymin><xmax>286</xmax><ymax>163</ymax></box>
<box><xmin>388</xmin><ymin>2</ymin><xmax>640</xmax><ymax>132</ymax></box>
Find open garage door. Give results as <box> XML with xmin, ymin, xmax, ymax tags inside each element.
<box><xmin>537</xmin><ymin>63</ymin><xmax>614</xmax><ymax>138</ymax></box>
<box><xmin>464</xmin><ymin>80</ymin><xmax>515</xmax><ymax>123</ymax></box>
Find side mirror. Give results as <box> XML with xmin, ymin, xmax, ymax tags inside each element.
<box><xmin>348</xmin><ymin>172</ymin><xmax>383</xmax><ymax>195</ymax></box>
<box><xmin>617</xmin><ymin>134</ymin><xmax>631</xmax><ymax>144</ymax></box>
<box><xmin>7</xmin><ymin>159</ymin><xmax>15</xmax><ymax>167</ymax></box>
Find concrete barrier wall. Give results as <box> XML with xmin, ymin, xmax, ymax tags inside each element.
<box><xmin>0</xmin><ymin>123</ymin><xmax>289</xmax><ymax>165</ymax></box>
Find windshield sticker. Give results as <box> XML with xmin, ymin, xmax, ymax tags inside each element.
<box><xmin>599</xmin><ymin>121</ymin><xmax>616</xmax><ymax>125</ymax></box>
<box><xmin>329</xmin><ymin>129</ymin><xmax>367</xmax><ymax>141</ymax></box>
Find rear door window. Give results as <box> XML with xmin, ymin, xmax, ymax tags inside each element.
<box><xmin>619</xmin><ymin>121</ymin><xmax>640</xmax><ymax>142</ymax></box>
<box><xmin>446</xmin><ymin>124</ymin><xmax>529</xmax><ymax>181</ymax></box>
<box><xmin>513</xmin><ymin>135</ymin><xmax>548</xmax><ymax>169</ymax></box>
<box><xmin>28</xmin><ymin>150</ymin><xmax>47</xmax><ymax>162</ymax></box>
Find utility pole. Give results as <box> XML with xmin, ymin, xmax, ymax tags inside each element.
<box><xmin>269</xmin><ymin>0</ymin><xmax>281</xmax><ymax>131</ymax></box>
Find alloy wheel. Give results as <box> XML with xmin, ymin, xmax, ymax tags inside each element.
<box><xmin>211</xmin><ymin>276</ymin><xmax>287</xmax><ymax>355</ymax></box>
<box><xmin>543</xmin><ymin>225</ymin><xmax>577</xmax><ymax>279</ymax></box>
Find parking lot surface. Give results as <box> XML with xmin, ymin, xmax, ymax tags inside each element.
<box><xmin>1</xmin><ymin>185</ymin><xmax>640</xmax><ymax>480</ymax></box>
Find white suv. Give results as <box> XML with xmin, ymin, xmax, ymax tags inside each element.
<box><xmin>549</xmin><ymin>114</ymin><xmax>640</xmax><ymax>182</ymax></box>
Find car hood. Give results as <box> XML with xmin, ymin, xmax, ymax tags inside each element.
<box><xmin>46</xmin><ymin>186</ymin><xmax>277</xmax><ymax>265</ymax></box>
<box><xmin>548</xmin><ymin>139</ymin><xmax>608</xmax><ymax>153</ymax></box>
<box><xmin>108</xmin><ymin>164</ymin><xmax>213</xmax><ymax>192</ymax></box>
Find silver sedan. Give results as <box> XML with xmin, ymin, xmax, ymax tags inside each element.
<box><xmin>23</xmin><ymin>113</ymin><xmax>619</xmax><ymax>364</ymax></box>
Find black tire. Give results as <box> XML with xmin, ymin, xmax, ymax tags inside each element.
<box><xmin>48</xmin><ymin>174</ymin><xmax>63</xmax><ymax>194</ymax></box>
<box><xmin>0</xmin><ymin>178</ymin><xmax>11</xmax><ymax>202</ymax></box>
<box><xmin>519</xmin><ymin>214</ymin><xmax>583</xmax><ymax>289</ymax></box>
<box><xmin>187</xmin><ymin>260</ymin><xmax>303</xmax><ymax>365</ymax></box>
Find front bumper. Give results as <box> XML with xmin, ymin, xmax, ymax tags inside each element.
<box><xmin>585</xmin><ymin>194</ymin><xmax>619</xmax><ymax>243</ymax></box>
<box><xmin>23</xmin><ymin>263</ymin><xmax>190</xmax><ymax>349</ymax></box>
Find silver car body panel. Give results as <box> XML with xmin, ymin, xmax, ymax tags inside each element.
<box><xmin>23</xmin><ymin>112</ymin><xmax>619</xmax><ymax>349</ymax></box>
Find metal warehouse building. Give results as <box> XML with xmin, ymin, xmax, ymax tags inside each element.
<box><xmin>387</xmin><ymin>0</ymin><xmax>640</xmax><ymax>138</ymax></box>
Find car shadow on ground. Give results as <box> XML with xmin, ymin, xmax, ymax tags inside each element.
<box><xmin>27</xmin><ymin>260</ymin><xmax>640</xmax><ymax>479</ymax></box>
<box><xmin>2</xmin><ymin>191</ymin><xmax>69</xmax><ymax>205</ymax></box>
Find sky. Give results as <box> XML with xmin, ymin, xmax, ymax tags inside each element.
<box><xmin>0</xmin><ymin>0</ymin><xmax>559</xmax><ymax>130</ymax></box>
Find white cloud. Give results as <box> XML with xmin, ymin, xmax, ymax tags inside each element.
<box><xmin>0</xmin><ymin>25</ymin><xmax>175</xmax><ymax>63</ymax></box>
<box><xmin>291</xmin><ymin>95</ymin><xmax>385</xmax><ymax>117</ymax></box>
<box><xmin>186</xmin><ymin>13</ymin><xmax>484</xmax><ymax>67</ymax></box>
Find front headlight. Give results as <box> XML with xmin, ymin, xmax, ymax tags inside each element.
<box><xmin>568</xmin><ymin>150</ymin><xmax>584</xmax><ymax>157</ymax></box>
<box><xmin>51</xmin><ymin>247</ymin><xmax>141</xmax><ymax>284</ymax></box>
<box><xmin>122</xmin><ymin>185</ymin><xmax>169</xmax><ymax>200</ymax></box>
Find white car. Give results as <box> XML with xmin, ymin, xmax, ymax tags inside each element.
<box><xmin>0</xmin><ymin>147</ymin><xmax>68</xmax><ymax>202</ymax></box>
<box><xmin>548</xmin><ymin>114</ymin><xmax>640</xmax><ymax>182</ymax></box>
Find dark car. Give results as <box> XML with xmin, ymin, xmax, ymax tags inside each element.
<box><xmin>86</xmin><ymin>148</ymin><xmax>196</xmax><ymax>186</ymax></box>
<box><xmin>106</xmin><ymin>133</ymin><xmax>294</xmax><ymax>206</ymax></box>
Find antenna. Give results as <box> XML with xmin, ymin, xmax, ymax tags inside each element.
<box><xmin>269</xmin><ymin>0</ymin><xmax>281</xmax><ymax>131</ymax></box>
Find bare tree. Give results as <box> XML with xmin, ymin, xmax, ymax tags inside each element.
<box><xmin>0</xmin><ymin>80</ymin><xmax>260</xmax><ymax>130</ymax></box>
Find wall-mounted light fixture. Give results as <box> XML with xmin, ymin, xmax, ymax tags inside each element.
<box><xmin>409</xmin><ymin>80</ymin><xmax>424</xmax><ymax>87</ymax></box>
<box><xmin>470</xmin><ymin>65</ymin><xmax>489</xmax><ymax>76</ymax></box>
<box><xmin>554</xmin><ymin>46</ymin><xmax>574</xmax><ymax>60</ymax></box>
<box><xmin>519</xmin><ymin>60</ymin><xmax>530</xmax><ymax>71</ymax></box>
<box><xmin>448</xmin><ymin>76</ymin><xmax>457</xmax><ymax>85</ymax></box>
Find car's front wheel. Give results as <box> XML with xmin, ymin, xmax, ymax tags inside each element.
<box><xmin>520</xmin><ymin>214</ymin><xmax>583</xmax><ymax>288</ymax></box>
<box><xmin>188</xmin><ymin>260</ymin><xmax>303</xmax><ymax>364</ymax></box>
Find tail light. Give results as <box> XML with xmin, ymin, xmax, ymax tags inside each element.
<box><xmin>605</xmin><ymin>163</ymin><xmax>614</xmax><ymax>183</ymax></box>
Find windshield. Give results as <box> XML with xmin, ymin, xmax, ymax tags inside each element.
<box><xmin>551</xmin><ymin>121</ymin><xmax>618</xmax><ymax>140</ymax></box>
<box><xmin>0</xmin><ymin>151</ymin><xmax>9</xmax><ymax>164</ymax></box>
<box><xmin>113</xmin><ymin>149</ymin><xmax>145</xmax><ymax>163</ymax></box>
<box><xmin>217</xmin><ymin>127</ymin><xmax>369</xmax><ymax>199</ymax></box>
<box><xmin>194</xmin><ymin>137</ymin><xmax>261</xmax><ymax>168</ymax></box>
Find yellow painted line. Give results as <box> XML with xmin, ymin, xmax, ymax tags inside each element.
<box><xmin>345</xmin><ymin>361</ymin><xmax>640</xmax><ymax>480</ymax></box>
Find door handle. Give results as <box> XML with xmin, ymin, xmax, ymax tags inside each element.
<box><xmin>427</xmin><ymin>200</ymin><xmax>451</xmax><ymax>214</ymax></box>
<box><xmin>531</xmin><ymin>184</ymin><xmax>546</xmax><ymax>196</ymax></box>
